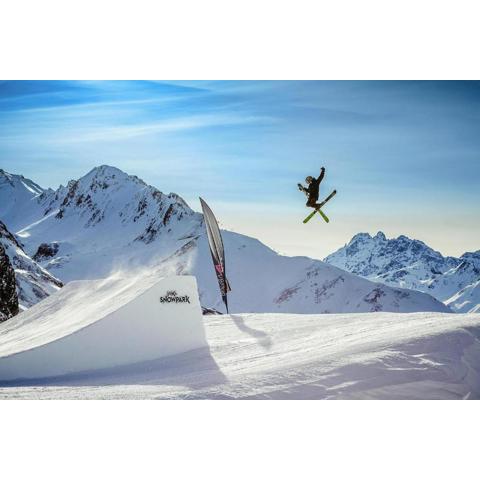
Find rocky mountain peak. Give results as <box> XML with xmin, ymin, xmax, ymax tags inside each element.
<box><xmin>82</xmin><ymin>165</ymin><xmax>139</xmax><ymax>188</ymax></box>
<box><xmin>3</xmin><ymin>166</ymin><xmax>203</xmax><ymax>283</ymax></box>
<box><xmin>325</xmin><ymin>231</ymin><xmax>479</xmax><ymax>313</ymax></box>
<box><xmin>48</xmin><ymin>165</ymin><xmax>197</xmax><ymax>234</ymax></box>
<box><xmin>349</xmin><ymin>232</ymin><xmax>372</xmax><ymax>244</ymax></box>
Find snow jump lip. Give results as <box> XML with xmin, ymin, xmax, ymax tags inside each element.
<box><xmin>0</xmin><ymin>275</ymin><xmax>207</xmax><ymax>382</ymax></box>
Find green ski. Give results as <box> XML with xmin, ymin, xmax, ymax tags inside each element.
<box><xmin>303</xmin><ymin>210</ymin><xmax>317</xmax><ymax>223</ymax></box>
<box><xmin>317</xmin><ymin>209</ymin><xmax>329</xmax><ymax>223</ymax></box>
<box><xmin>303</xmin><ymin>208</ymin><xmax>329</xmax><ymax>223</ymax></box>
<box><xmin>302</xmin><ymin>189</ymin><xmax>337</xmax><ymax>224</ymax></box>
<box><xmin>319</xmin><ymin>189</ymin><xmax>337</xmax><ymax>206</ymax></box>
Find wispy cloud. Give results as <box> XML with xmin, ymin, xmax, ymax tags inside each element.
<box><xmin>1</xmin><ymin>80</ymin><xmax>479</xmax><ymax>258</ymax></box>
<box><xmin>52</xmin><ymin>113</ymin><xmax>276</xmax><ymax>144</ymax></box>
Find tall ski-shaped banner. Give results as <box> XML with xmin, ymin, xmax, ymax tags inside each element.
<box><xmin>199</xmin><ymin>197</ymin><xmax>231</xmax><ymax>313</ymax></box>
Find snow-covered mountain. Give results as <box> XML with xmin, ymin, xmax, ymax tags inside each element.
<box><xmin>0</xmin><ymin>220</ymin><xmax>62</xmax><ymax>310</ymax></box>
<box><xmin>324</xmin><ymin>232</ymin><xmax>480</xmax><ymax>313</ymax></box>
<box><xmin>0</xmin><ymin>168</ymin><xmax>50</xmax><ymax>232</ymax></box>
<box><xmin>2</xmin><ymin>165</ymin><xmax>201</xmax><ymax>281</ymax></box>
<box><xmin>0</xmin><ymin>166</ymin><xmax>449</xmax><ymax>315</ymax></box>
<box><xmin>446</xmin><ymin>279</ymin><xmax>480</xmax><ymax>313</ymax></box>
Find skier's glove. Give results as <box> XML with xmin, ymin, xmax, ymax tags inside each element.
<box><xmin>297</xmin><ymin>183</ymin><xmax>304</xmax><ymax>191</ymax></box>
<box><xmin>321</xmin><ymin>167</ymin><xmax>325</xmax><ymax>173</ymax></box>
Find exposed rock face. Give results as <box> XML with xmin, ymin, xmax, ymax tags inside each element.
<box><xmin>33</xmin><ymin>242</ymin><xmax>60</xmax><ymax>261</ymax></box>
<box><xmin>0</xmin><ymin>244</ymin><xmax>18</xmax><ymax>321</ymax></box>
<box><xmin>0</xmin><ymin>220</ymin><xmax>63</xmax><ymax>309</ymax></box>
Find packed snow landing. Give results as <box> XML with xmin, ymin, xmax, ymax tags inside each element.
<box><xmin>1</xmin><ymin>310</ymin><xmax>479</xmax><ymax>399</ymax></box>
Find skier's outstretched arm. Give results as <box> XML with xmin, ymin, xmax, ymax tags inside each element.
<box><xmin>297</xmin><ymin>183</ymin><xmax>308</xmax><ymax>195</ymax></box>
<box><xmin>317</xmin><ymin>167</ymin><xmax>325</xmax><ymax>183</ymax></box>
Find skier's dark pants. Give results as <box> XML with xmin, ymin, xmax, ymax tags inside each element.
<box><xmin>306</xmin><ymin>197</ymin><xmax>319</xmax><ymax>208</ymax></box>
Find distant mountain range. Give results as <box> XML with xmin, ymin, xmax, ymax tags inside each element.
<box><xmin>324</xmin><ymin>232</ymin><xmax>480</xmax><ymax>313</ymax></box>
<box><xmin>0</xmin><ymin>166</ymin><xmax>448</xmax><ymax>316</ymax></box>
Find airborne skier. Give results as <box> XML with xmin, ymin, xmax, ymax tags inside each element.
<box><xmin>298</xmin><ymin>167</ymin><xmax>337</xmax><ymax>223</ymax></box>
<box><xmin>298</xmin><ymin>167</ymin><xmax>326</xmax><ymax>209</ymax></box>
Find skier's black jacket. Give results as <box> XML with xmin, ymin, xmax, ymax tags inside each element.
<box><xmin>307</xmin><ymin>169</ymin><xmax>324</xmax><ymax>201</ymax></box>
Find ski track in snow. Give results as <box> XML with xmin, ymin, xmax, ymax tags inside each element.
<box><xmin>1</xmin><ymin>312</ymin><xmax>479</xmax><ymax>400</ymax></box>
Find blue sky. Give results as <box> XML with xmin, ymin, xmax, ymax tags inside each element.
<box><xmin>0</xmin><ymin>80</ymin><xmax>479</xmax><ymax>258</ymax></box>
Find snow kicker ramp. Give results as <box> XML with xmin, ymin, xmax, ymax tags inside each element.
<box><xmin>0</xmin><ymin>275</ymin><xmax>206</xmax><ymax>381</ymax></box>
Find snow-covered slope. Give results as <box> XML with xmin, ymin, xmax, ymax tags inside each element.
<box><xmin>446</xmin><ymin>280</ymin><xmax>480</xmax><ymax>313</ymax></box>
<box><xmin>324</xmin><ymin>232</ymin><xmax>480</xmax><ymax>313</ymax></box>
<box><xmin>1</xmin><ymin>166</ymin><xmax>448</xmax><ymax>314</ymax></box>
<box><xmin>461</xmin><ymin>250</ymin><xmax>480</xmax><ymax>269</ymax></box>
<box><xmin>0</xmin><ymin>168</ymin><xmax>50</xmax><ymax>232</ymax></box>
<box><xmin>1</xmin><ymin>311</ymin><xmax>479</xmax><ymax>399</ymax></box>
<box><xmin>0</xmin><ymin>221</ymin><xmax>62</xmax><ymax>309</ymax></box>
<box><xmin>188</xmin><ymin>232</ymin><xmax>449</xmax><ymax>314</ymax></box>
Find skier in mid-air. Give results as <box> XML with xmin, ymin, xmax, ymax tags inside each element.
<box><xmin>298</xmin><ymin>167</ymin><xmax>327</xmax><ymax>209</ymax></box>
<box><xmin>298</xmin><ymin>167</ymin><xmax>337</xmax><ymax>223</ymax></box>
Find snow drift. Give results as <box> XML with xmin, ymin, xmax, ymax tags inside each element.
<box><xmin>0</xmin><ymin>275</ymin><xmax>206</xmax><ymax>381</ymax></box>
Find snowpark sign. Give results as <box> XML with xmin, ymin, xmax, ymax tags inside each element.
<box><xmin>159</xmin><ymin>290</ymin><xmax>191</xmax><ymax>304</ymax></box>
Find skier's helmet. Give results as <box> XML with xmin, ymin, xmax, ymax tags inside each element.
<box><xmin>305</xmin><ymin>176</ymin><xmax>314</xmax><ymax>183</ymax></box>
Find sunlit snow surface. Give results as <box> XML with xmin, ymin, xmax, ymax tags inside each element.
<box><xmin>1</xmin><ymin>312</ymin><xmax>479</xmax><ymax>399</ymax></box>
